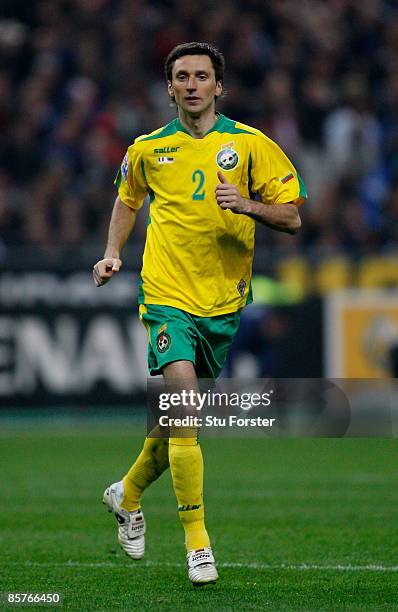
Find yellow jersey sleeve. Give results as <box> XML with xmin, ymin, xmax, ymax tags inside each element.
<box><xmin>114</xmin><ymin>144</ymin><xmax>148</xmax><ymax>211</ymax></box>
<box><xmin>250</xmin><ymin>135</ymin><xmax>307</xmax><ymax>206</ymax></box>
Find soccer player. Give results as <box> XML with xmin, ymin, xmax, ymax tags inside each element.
<box><xmin>93</xmin><ymin>42</ymin><xmax>306</xmax><ymax>586</ymax></box>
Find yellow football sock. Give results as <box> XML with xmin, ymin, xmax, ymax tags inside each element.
<box><xmin>121</xmin><ymin>431</ymin><xmax>169</xmax><ymax>512</ymax></box>
<box><xmin>169</xmin><ymin>432</ymin><xmax>210</xmax><ymax>551</ymax></box>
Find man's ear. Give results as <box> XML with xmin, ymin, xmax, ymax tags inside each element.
<box><xmin>215</xmin><ymin>81</ymin><xmax>223</xmax><ymax>98</ymax></box>
<box><xmin>167</xmin><ymin>80</ymin><xmax>175</xmax><ymax>101</ymax></box>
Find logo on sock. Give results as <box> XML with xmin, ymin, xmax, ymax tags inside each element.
<box><xmin>178</xmin><ymin>504</ymin><xmax>201</xmax><ymax>511</ymax></box>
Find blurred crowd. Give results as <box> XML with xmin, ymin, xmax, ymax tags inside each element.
<box><xmin>1</xmin><ymin>0</ymin><xmax>398</xmax><ymax>262</ymax></box>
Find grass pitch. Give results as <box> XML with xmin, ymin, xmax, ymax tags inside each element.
<box><xmin>1</xmin><ymin>418</ymin><xmax>397</xmax><ymax>610</ymax></box>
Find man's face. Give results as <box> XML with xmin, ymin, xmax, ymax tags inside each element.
<box><xmin>168</xmin><ymin>55</ymin><xmax>222</xmax><ymax>115</ymax></box>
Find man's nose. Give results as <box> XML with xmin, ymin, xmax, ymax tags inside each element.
<box><xmin>187</xmin><ymin>77</ymin><xmax>196</xmax><ymax>90</ymax></box>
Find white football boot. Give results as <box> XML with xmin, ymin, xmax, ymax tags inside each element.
<box><xmin>187</xmin><ymin>547</ymin><xmax>219</xmax><ymax>586</ymax></box>
<box><xmin>102</xmin><ymin>480</ymin><xmax>145</xmax><ymax>560</ymax></box>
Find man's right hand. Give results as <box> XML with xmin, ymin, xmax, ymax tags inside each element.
<box><xmin>93</xmin><ymin>258</ymin><xmax>122</xmax><ymax>287</ymax></box>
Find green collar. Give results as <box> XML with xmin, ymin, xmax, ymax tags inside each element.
<box><xmin>175</xmin><ymin>112</ymin><xmax>226</xmax><ymax>138</ymax></box>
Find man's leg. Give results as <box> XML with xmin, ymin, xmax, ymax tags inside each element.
<box><xmin>103</xmin><ymin>427</ymin><xmax>169</xmax><ymax>560</ymax></box>
<box><xmin>163</xmin><ymin>360</ymin><xmax>210</xmax><ymax>550</ymax></box>
<box><xmin>163</xmin><ymin>360</ymin><xmax>217</xmax><ymax>585</ymax></box>
<box><xmin>121</xmin><ymin>430</ymin><xmax>169</xmax><ymax>512</ymax></box>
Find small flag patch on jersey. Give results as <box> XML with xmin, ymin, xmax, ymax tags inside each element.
<box><xmin>280</xmin><ymin>173</ymin><xmax>294</xmax><ymax>184</ymax></box>
<box><xmin>158</xmin><ymin>156</ymin><xmax>174</xmax><ymax>164</ymax></box>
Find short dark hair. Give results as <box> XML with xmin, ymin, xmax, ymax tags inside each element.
<box><xmin>164</xmin><ymin>42</ymin><xmax>225</xmax><ymax>84</ymax></box>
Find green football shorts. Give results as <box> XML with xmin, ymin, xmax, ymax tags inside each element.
<box><xmin>139</xmin><ymin>304</ymin><xmax>242</xmax><ymax>379</ymax></box>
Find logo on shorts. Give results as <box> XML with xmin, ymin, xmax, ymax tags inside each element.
<box><xmin>157</xmin><ymin>332</ymin><xmax>172</xmax><ymax>353</ymax></box>
<box><xmin>216</xmin><ymin>144</ymin><xmax>239</xmax><ymax>171</ymax></box>
<box><xmin>237</xmin><ymin>279</ymin><xmax>246</xmax><ymax>296</ymax></box>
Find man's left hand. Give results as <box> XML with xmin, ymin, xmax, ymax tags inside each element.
<box><xmin>215</xmin><ymin>171</ymin><xmax>247</xmax><ymax>214</ymax></box>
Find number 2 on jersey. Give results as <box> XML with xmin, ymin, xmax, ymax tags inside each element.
<box><xmin>192</xmin><ymin>169</ymin><xmax>205</xmax><ymax>201</ymax></box>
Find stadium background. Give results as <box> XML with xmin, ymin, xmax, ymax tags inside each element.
<box><xmin>1</xmin><ymin>2</ymin><xmax>398</xmax><ymax>610</ymax></box>
<box><xmin>2</xmin><ymin>0</ymin><xmax>398</xmax><ymax>260</ymax></box>
<box><xmin>2</xmin><ymin>0</ymin><xmax>398</xmax><ymax>407</ymax></box>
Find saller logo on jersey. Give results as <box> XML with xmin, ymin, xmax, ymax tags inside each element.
<box><xmin>157</xmin><ymin>332</ymin><xmax>172</xmax><ymax>353</ymax></box>
<box><xmin>154</xmin><ymin>146</ymin><xmax>180</xmax><ymax>154</ymax></box>
<box><xmin>216</xmin><ymin>145</ymin><xmax>239</xmax><ymax>170</ymax></box>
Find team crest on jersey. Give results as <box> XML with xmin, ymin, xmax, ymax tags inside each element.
<box><xmin>216</xmin><ymin>143</ymin><xmax>239</xmax><ymax>171</ymax></box>
<box><xmin>237</xmin><ymin>279</ymin><xmax>246</xmax><ymax>296</ymax></box>
<box><xmin>121</xmin><ymin>153</ymin><xmax>129</xmax><ymax>180</ymax></box>
<box><xmin>157</xmin><ymin>331</ymin><xmax>172</xmax><ymax>353</ymax></box>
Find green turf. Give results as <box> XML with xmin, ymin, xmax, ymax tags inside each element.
<box><xmin>0</xmin><ymin>423</ymin><xmax>397</xmax><ymax>610</ymax></box>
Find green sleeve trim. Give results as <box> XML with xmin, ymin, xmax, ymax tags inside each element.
<box><xmin>114</xmin><ymin>169</ymin><xmax>121</xmax><ymax>189</ymax></box>
<box><xmin>140</xmin><ymin>159</ymin><xmax>147</xmax><ymax>183</ymax></box>
<box><xmin>245</xmin><ymin>281</ymin><xmax>253</xmax><ymax>305</ymax></box>
<box><xmin>141</xmin><ymin>158</ymin><xmax>155</xmax><ymax>206</ymax></box>
<box><xmin>248</xmin><ymin>153</ymin><xmax>255</xmax><ymax>200</ymax></box>
<box><xmin>138</xmin><ymin>273</ymin><xmax>145</xmax><ymax>304</ymax></box>
<box><xmin>297</xmin><ymin>172</ymin><xmax>308</xmax><ymax>199</ymax></box>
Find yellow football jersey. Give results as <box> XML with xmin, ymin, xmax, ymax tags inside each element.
<box><xmin>115</xmin><ymin>113</ymin><xmax>307</xmax><ymax>316</ymax></box>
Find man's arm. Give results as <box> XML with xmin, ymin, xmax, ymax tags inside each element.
<box><xmin>215</xmin><ymin>171</ymin><xmax>301</xmax><ymax>235</ymax></box>
<box><xmin>93</xmin><ymin>196</ymin><xmax>137</xmax><ymax>287</ymax></box>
